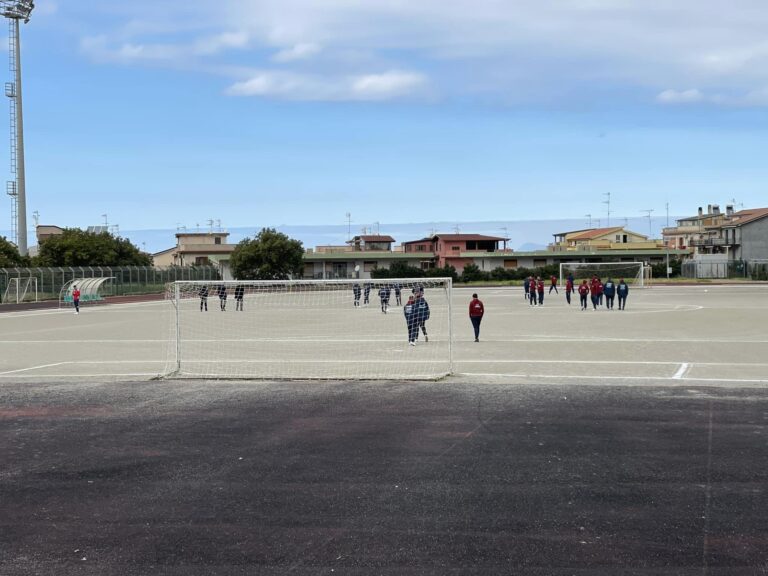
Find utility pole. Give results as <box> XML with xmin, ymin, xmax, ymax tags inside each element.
<box><xmin>345</xmin><ymin>212</ymin><xmax>352</xmax><ymax>241</ymax></box>
<box><xmin>665</xmin><ymin>203</ymin><xmax>670</xmax><ymax>278</ymax></box>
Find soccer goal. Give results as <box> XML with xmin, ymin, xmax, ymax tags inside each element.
<box><xmin>559</xmin><ymin>262</ymin><xmax>649</xmax><ymax>288</ymax></box>
<box><xmin>164</xmin><ymin>278</ymin><xmax>453</xmax><ymax>380</ymax></box>
<box><xmin>2</xmin><ymin>277</ymin><xmax>38</xmax><ymax>304</ymax></box>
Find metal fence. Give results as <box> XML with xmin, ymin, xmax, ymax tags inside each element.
<box><xmin>681</xmin><ymin>259</ymin><xmax>768</xmax><ymax>280</ymax></box>
<box><xmin>0</xmin><ymin>266</ymin><xmax>221</xmax><ymax>304</ymax></box>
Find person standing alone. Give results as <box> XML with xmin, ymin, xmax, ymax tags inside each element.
<box><xmin>469</xmin><ymin>293</ymin><xmax>484</xmax><ymax>342</ymax></box>
<box><xmin>617</xmin><ymin>278</ymin><xmax>629</xmax><ymax>310</ymax></box>
<box><xmin>72</xmin><ymin>284</ymin><xmax>81</xmax><ymax>314</ymax></box>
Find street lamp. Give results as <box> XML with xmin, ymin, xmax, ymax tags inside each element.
<box><xmin>2</xmin><ymin>0</ymin><xmax>34</xmax><ymax>255</ymax></box>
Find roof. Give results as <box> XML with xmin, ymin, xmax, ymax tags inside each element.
<box><xmin>723</xmin><ymin>207</ymin><xmax>768</xmax><ymax>227</ymax></box>
<box><xmin>350</xmin><ymin>235</ymin><xmax>396</xmax><ymax>242</ymax></box>
<box><xmin>304</xmin><ymin>252</ymin><xmax>430</xmax><ymax>261</ymax></box>
<box><xmin>568</xmin><ymin>227</ymin><xmax>625</xmax><ymax>241</ymax></box>
<box><xmin>402</xmin><ymin>234</ymin><xmax>508</xmax><ymax>245</ymax></box>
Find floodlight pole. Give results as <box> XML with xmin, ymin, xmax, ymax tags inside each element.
<box><xmin>2</xmin><ymin>1</ymin><xmax>33</xmax><ymax>256</ymax></box>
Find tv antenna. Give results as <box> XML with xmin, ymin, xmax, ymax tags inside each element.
<box><xmin>2</xmin><ymin>0</ymin><xmax>34</xmax><ymax>255</ymax></box>
<box><xmin>602</xmin><ymin>192</ymin><xmax>611</xmax><ymax>226</ymax></box>
<box><xmin>585</xmin><ymin>214</ymin><xmax>592</xmax><ymax>227</ymax></box>
<box><xmin>640</xmin><ymin>209</ymin><xmax>654</xmax><ymax>237</ymax></box>
<box><xmin>345</xmin><ymin>212</ymin><xmax>352</xmax><ymax>240</ymax></box>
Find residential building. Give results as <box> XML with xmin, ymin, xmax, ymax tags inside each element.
<box><xmin>662</xmin><ymin>204</ymin><xmax>732</xmax><ymax>252</ymax></box>
<box><xmin>153</xmin><ymin>231</ymin><xmax>236</xmax><ymax>278</ymax></box>
<box><xmin>550</xmin><ymin>227</ymin><xmax>660</xmax><ymax>252</ymax></box>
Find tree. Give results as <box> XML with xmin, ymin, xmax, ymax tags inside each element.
<box><xmin>230</xmin><ymin>228</ymin><xmax>304</xmax><ymax>280</ymax></box>
<box><xmin>461</xmin><ymin>263</ymin><xmax>488</xmax><ymax>282</ymax></box>
<box><xmin>34</xmin><ymin>229</ymin><xmax>152</xmax><ymax>267</ymax></box>
<box><xmin>371</xmin><ymin>261</ymin><xmax>426</xmax><ymax>279</ymax></box>
<box><xmin>0</xmin><ymin>236</ymin><xmax>28</xmax><ymax>267</ymax></box>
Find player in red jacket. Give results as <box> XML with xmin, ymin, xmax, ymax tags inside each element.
<box><xmin>536</xmin><ymin>277</ymin><xmax>545</xmax><ymax>306</ymax></box>
<box><xmin>468</xmin><ymin>293</ymin><xmax>484</xmax><ymax>342</ymax></box>
<box><xmin>565</xmin><ymin>276</ymin><xmax>574</xmax><ymax>305</ymax></box>
<box><xmin>589</xmin><ymin>278</ymin><xmax>601</xmax><ymax>310</ymax></box>
<box><xmin>72</xmin><ymin>285</ymin><xmax>81</xmax><ymax>314</ymax></box>
<box><xmin>549</xmin><ymin>275</ymin><xmax>558</xmax><ymax>294</ymax></box>
<box><xmin>578</xmin><ymin>280</ymin><xmax>589</xmax><ymax>310</ymax></box>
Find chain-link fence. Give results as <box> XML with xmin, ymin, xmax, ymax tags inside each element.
<box><xmin>680</xmin><ymin>259</ymin><xmax>768</xmax><ymax>280</ymax></box>
<box><xmin>0</xmin><ymin>266</ymin><xmax>220</xmax><ymax>304</ymax></box>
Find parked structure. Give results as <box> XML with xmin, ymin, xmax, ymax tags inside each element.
<box><xmin>550</xmin><ymin>227</ymin><xmax>660</xmax><ymax>251</ymax></box>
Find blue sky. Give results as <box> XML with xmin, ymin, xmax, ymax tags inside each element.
<box><xmin>3</xmin><ymin>0</ymin><xmax>768</xmax><ymax>250</ymax></box>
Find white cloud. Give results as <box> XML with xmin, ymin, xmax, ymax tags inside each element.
<box><xmin>272</xmin><ymin>43</ymin><xmax>321</xmax><ymax>62</ymax></box>
<box><xmin>226</xmin><ymin>69</ymin><xmax>428</xmax><ymax>101</ymax></box>
<box><xmin>656</xmin><ymin>89</ymin><xmax>705</xmax><ymax>104</ymax></box>
<box><xmin>77</xmin><ymin>0</ymin><xmax>768</xmax><ymax>105</ymax></box>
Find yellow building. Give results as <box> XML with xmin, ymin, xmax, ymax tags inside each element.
<box><xmin>550</xmin><ymin>227</ymin><xmax>661</xmax><ymax>252</ymax></box>
<box><xmin>153</xmin><ymin>232</ymin><xmax>236</xmax><ymax>278</ymax></box>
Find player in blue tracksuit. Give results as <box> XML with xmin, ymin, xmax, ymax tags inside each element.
<box><xmin>378</xmin><ymin>285</ymin><xmax>391</xmax><ymax>313</ymax></box>
<box><xmin>363</xmin><ymin>282</ymin><xmax>371</xmax><ymax>305</ymax></box>
<box><xmin>523</xmin><ymin>276</ymin><xmax>531</xmax><ymax>300</ymax></box>
<box><xmin>352</xmin><ymin>283</ymin><xmax>361</xmax><ymax>307</ymax></box>
<box><xmin>603</xmin><ymin>278</ymin><xmax>616</xmax><ymax>310</ymax></box>
<box><xmin>617</xmin><ymin>278</ymin><xmax>629</xmax><ymax>310</ymax></box>
<box><xmin>414</xmin><ymin>290</ymin><xmax>430</xmax><ymax>342</ymax></box>
<box><xmin>393</xmin><ymin>283</ymin><xmax>402</xmax><ymax>305</ymax></box>
<box><xmin>404</xmin><ymin>295</ymin><xmax>418</xmax><ymax>345</ymax></box>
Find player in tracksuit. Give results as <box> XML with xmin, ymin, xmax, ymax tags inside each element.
<box><xmin>199</xmin><ymin>285</ymin><xmax>209</xmax><ymax>311</ymax></box>
<box><xmin>378</xmin><ymin>285</ymin><xmax>391</xmax><ymax>313</ymax></box>
<box><xmin>234</xmin><ymin>284</ymin><xmax>245</xmax><ymax>311</ymax></box>
<box><xmin>72</xmin><ymin>285</ymin><xmax>81</xmax><ymax>314</ymax></box>
<box><xmin>549</xmin><ymin>275</ymin><xmax>558</xmax><ymax>294</ymax></box>
<box><xmin>603</xmin><ymin>278</ymin><xmax>616</xmax><ymax>310</ymax></box>
<box><xmin>218</xmin><ymin>284</ymin><xmax>227</xmax><ymax>311</ymax></box>
<box><xmin>578</xmin><ymin>280</ymin><xmax>589</xmax><ymax>310</ymax></box>
<box><xmin>565</xmin><ymin>276</ymin><xmax>574</xmax><ymax>305</ymax></box>
<box><xmin>363</xmin><ymin>282</ymin><xmax>371</xmax><ymax>306</ymax></box>
<box><xmin>404</xmin><ymin>295</ymin><xmax>418</xmax><ymax>345</ymax></box>
<box><xmin>589</xmin><ymin>278</ymin><xmax>601</xmax><ymax>310</ymax></box>
<box><xmin>523</xmin><ymin>276</ymin><xmax>531</xmax><ymax>301</ymax></box>
<box><xmin>468</xmin><ymin>293</ymin><xmax>484</xmax><ymax>342</ymax></box>
<box><xmin>352</xmin><ymin>283</ymin><xmax>361</xmax><ymax>307</ymax></box>
<box><xmin>536</xmin><ymin>277</ymin><xmax>545</xmax><ymax>306</ymax></box>
<box><xmin>617</xmin><ymin>278</ymin><xmax>629</xmax><ymax>310</ymax></box>
<box><xmin>529</xmin><ymin>278</ymin><xmax>537</xmax><ymax>306</ymax></box>
<box><xmin>393</xmin><ymin>283</ymin><xmax>402</xmax><ymax>306</ymax></box>
<box><xmin>414</xmin><ymin>290</ymin><xmax>430</xmax><ymax>342</ymax></box>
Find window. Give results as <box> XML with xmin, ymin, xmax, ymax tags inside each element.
<box><xmin>504</xmin><ymin>259</ymin><xmax>518</xmax><ymax>269</ymax></box>
<box><xmin>364</xmin><ymin>261</ymin><xmax>377</xmax><ymax>272</ymax></box>
<box><xmin>195</xmin><ymin>256</ymin><xmax>210</xmax><ymax>266</ymax></box>
<box><xmin>451</xmin><ymin>246</ymin><xmax>460</xmax><ymax>251</ymax></box>
<box><xmin>215</xmin><ymin>237</ymin><xmax>222</xmax><ymax>245</ymax></box>
<box><xmin>416</xmin><ymin>245</ymin><xmax>425</xmax><ymax>252</ymax></box>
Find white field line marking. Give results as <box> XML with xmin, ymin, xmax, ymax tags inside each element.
<box><xmin>0</xmin><ymin>373</ymin><xmax>161</xmax><ymax>379</ymax></box>
<box><xmin>0</xmin><ymin>300</ymin><xmax>170</xmax><ymax>318</ymax></box>
<box><xmin>673</xmin><ymin>363</ymin><xmax>691</xmax><ymax>379</ymax></box>
<box><xmin>0</xmin><ymin>362</ymin><xmax>68</xmax><ymax>375</ymax></box>
<box><xmin>457</xmin><ymin>360</ymin><xmax>768</xmax><ymax>367</ymax></box>
<box><xmin>458</xmin><ymin>373</ymin><xmax>768</xmax><ymax>384</ymax></box>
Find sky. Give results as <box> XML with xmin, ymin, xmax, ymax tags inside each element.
<box><xmin>2</xmin><ymin>0</ymin><xmax>768</xmax><ymax>251</ymax></box>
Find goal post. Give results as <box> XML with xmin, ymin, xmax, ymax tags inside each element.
<box><xmin>559</xmin><ymin>262</ymin><xmax>648</xmax><ymax>288</ymax></box>
<box><xmin>164</xmin><ymin>278</ymin><xmax>453</xmax><ymax>380</ymax></box>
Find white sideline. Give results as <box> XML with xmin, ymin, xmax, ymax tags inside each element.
<box><xmin>673</xmin><ymin>363</ymin><xmax>691</xmax><ymax>379</ymax></box>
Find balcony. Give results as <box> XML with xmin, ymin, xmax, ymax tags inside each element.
<box><xmin>689</xmin><ymin>237</ymin><xmax>737</xmax><ymax>247</ymax></box>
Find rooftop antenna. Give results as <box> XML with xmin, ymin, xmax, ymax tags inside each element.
<box><xmin>215</xmin><ymin>218</ymin><xmax>221</xmax><ymax>231</ymax></box>
<box><xmin>102</xmin><ymin>213</ymin><xmax>108</xmax><ymax>226</ymax></box>
<box><xmin>31</xmin><ymin>208</ymin><xmax>37</xmax><ymax>227</ymax></box>
<box><xmin>454</xmin><ymin>224</ymin><xmax>461</xmax><ymax>234</ymax></box>
<box><xmin>195</xmin><ymin>222</ymin><xmax>200</xmax><ymax>232</ymax></box>
<box><xmin>345</xmin><ymin>212</ymin><xmax>352</xmax><ymax>240</ymax></box>
<box><xmin>206</xmin><ymin>218</ymin><xmax>214</xmax><ymax>233</ymax></box>
<box><xmin>110</xmin><ymin>224</ymin><xmax>119</xmax><ymax>236</ymax></box>
<box><xmin>585</xmin><ymin>214</ymin><xmax>592</xmax><ymax>227</ymax></box>
<box><xmin>2</xmin><ymin>0</ymin><xmax>33</xmax><ymax>256</ymax></box>
<box><xmin>602</xmin><ymin>192</ymin><xmax>611</xmax><ymax>226</ymax></box>
<box><xmin>641</xmin><ymin>209</ymin><xmax>654</xmax><ymax>238</ymax></box>
<box><xmin>374</xmin><ymin>221</ymin><xmax>380</xmax><ymax>235</ymax></box>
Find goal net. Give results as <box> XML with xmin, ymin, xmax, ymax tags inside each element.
<box><xmin>559</xmin><ymin>262</ymin><xmax>649</xmax><ymax>288</ymax></box>
<box><xmin>164</xmin><ymin>278</ymin><xmax>453</xmax><ymax>380</ymax></box>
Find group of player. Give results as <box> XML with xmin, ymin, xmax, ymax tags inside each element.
<box><xmin>198</xmin><ymin>284</ymin><xmax>245</xmax><ymax>312</ymax></box>
<box><xmin>523</xmin><ymin>274</ymin><xmax>629</xmax><ymax>310</ymax></box>
<box><xmin>352</xmin><ymin>282</ymin><xmax>431</xmax><ymax>345</ymax></box>
<box><xmin>352</xmin><ymin>281</ymin><xmax>404</xmax><ymax>313</ymax></box>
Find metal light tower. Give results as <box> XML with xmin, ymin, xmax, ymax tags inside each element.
<box><xmin>2</xmin><ymin>1</ymin><xmax>33</xmax><ymax>255</ymax></box>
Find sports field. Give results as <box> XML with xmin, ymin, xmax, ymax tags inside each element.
<box><xmin>1</xmin><ymin>284</ymin><xmax>767</xmax><ymax>384</ymax></box>
<box><xmin>1</xmin><ymin>285</ymin><xmax>767</xmax><ymax>574</ymax></box>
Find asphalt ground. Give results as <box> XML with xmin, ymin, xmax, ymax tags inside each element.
<box><xmin>1</xmin><ymin>285</ymin><xmax>767</xmax><ymax>574</ymax></box>
<box><xmin>1</xmin><ymin>379</ymin><xmax>767</xmax><ymax>575</ymax></box>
